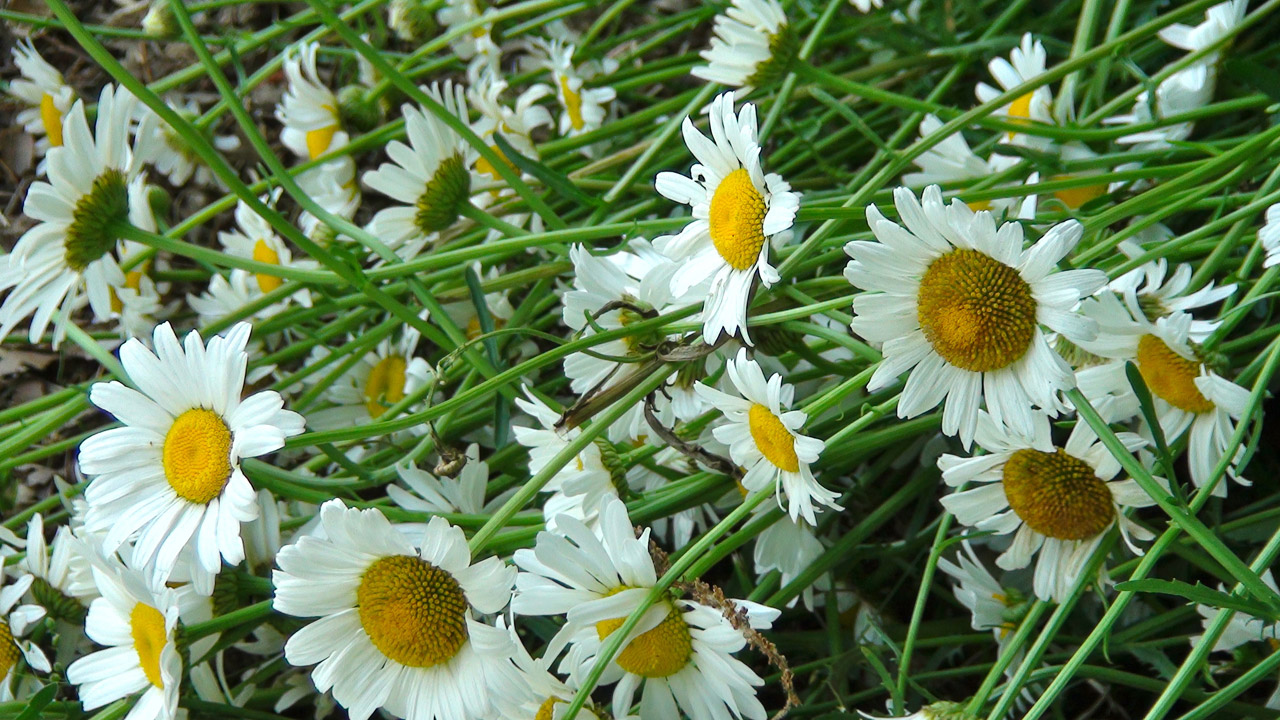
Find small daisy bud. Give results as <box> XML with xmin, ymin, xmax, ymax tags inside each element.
<box><xmin>337</xmin><ymin>84</ymin><xmax>384</xmax><ymax>134</ymax></box>
<box><xmin>142</xmin><ymin>0</ymin><xmax>179</xmax><ymax>39</ymax></box>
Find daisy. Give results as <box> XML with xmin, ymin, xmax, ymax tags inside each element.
<box><xmin>938</xmin><ymin>413</ymin><xmax>1157</xmax><ymax>602</ymax></box>
<box><xmin>388</xmin><ymin>444</ymin><xmax>506</xmax><ymax>516</ymax></box>
<box><xmin>752</xmin><ymin>511</ymin><xmax>827</xmax><ymax>609</ymax></box>
<box><xmin>491</xmin><ymin>618</ymin><xmax>601</xmax><ymax>720</ymax></box>
<box><xmin>512</xmin><ymin>497</ymin><xmax>779</xmax><ymax>720</ymax></box>
<box><xmin>975</xmin><ymin>33</ymin><xmax>1053</xmax><ymax>149</ymax></box>
<box><xmin>273</xmin><ymin>500</ymin><xmax>519</xmax><ymax>720</ymax></box>
<box><xmin>7</xmin><ymin>41</ymin><xmax>76</xmax><ymax>167</ymax></box>
<box><xmin>0</xmin><ymin>84</ymin><xmax>147</xmax><ymax>347</ymax></box>
<box><xmin>655</xmin><ymin>92</ymin><xmax>799</xmax><ymax>345</ymax></box>
<box><xmin>304</xmin><ymin>324</ymin><xmax>434</xmax><ymax>431</ymax></box>
<box><xmin>468</xmin><ymin>71</ymin><xmax>554</xmax><ymax>187</ymax></box>
<box><xmin>1263</xmin><ymin>203</ymin><xmax>1280</xmax><ymax>269</ymax></box>
<box><xmin>512</xmin><ymin>386</ymin><xmax>619</xmax><ymax>531</ymax></box>
<box><xmin>215</xmin><ymin>194</ymin><xmax>315</xmax><ymax>309</ymax></box>
<box><xmin>77</xmin><ymin>322</ymin><xmax>305</xmax><ymax>587</ymax></box>
<box><xmin>1107</xmin><ymin>247</ymin><xmax>1234</xmax><ymax>343</ymax></box>
<box><xmin>695</xmin><ymin>349</ymin><xmax>839</xmax><ymax>524</ymax></box>
<box><xmin>902</xmin><ymin>114</ymin><xmax>1021</xmax><ymax>217</ymax></box>
<box><xmin>0</xmin><ymin>576</ymin><xmax>51</xmax><ymax>702</ymax></box>
<box><xmin>844</xmin><ymin>184</ymin><xmax>1107</xmax><ymax>447</ymax></box>
<box><xmin>437</xmin><ymin>0</ymin><xmax>500</xmax><ymax>72</ymax></box>
<box><xmin>535</xmin><ymin>38</ymin><xmax>616</xmax><ymax>139</ymax></box>
<box><xmin>387</xmin><ymin>0</ymin><xmax>435</xmax><ymax>41</ymax></box>
<box><xmin>9</xmin><ymin>513</ymin><xmax>96</xmax><ymax>623</ymax></box>
<box><xmin>936</xmin><ymin>542</ymin><xmax>1029</xmax><ymax>642</ymax></box>
<box><xmin>691</xmin><ymin>0</ymin><xmax>797</xmax><ymax>97</ymax></box>
<box><xmin>135</xmin><ymin>98</ymin><xmax>238</xmax><ymax>187</ymax></box>
<box><xmin>66</xmin><ymin>555</ymin><xmax>211</xmax><ymax>720</ymax></box>
<box><xmin>1192</xmin><ymin>570</ymin><xmax>1280</xmax><ymax>653</ymax></box>
<box><xmin>278</xmin><ymin>42</ymin><xmax>346</xmax><ymax>162</ymax></box>
<box><xmin>1075</xmin><ymin>309</ymin><xmax>1251</xmax><ymax>495</ymax></box>
<box><xmin>363</xmin><ymin>83</ymin><xmax>477</xmax><ymax>256</ymax></box>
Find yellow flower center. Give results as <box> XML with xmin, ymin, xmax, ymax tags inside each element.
<box><xmin>594</xmin><ymin>598</ymin><xmax>693</xmax><ymax>678</ymax></box>
<box><xmin>109</xmin><ymin>267</ymin><xmax>147</xmax><ymax>313</ymax></box>
<box><xmin>305</xmin><ymin>125</ymin><xmax>338</xmax><ymax>159</ymax></box>
<box><xmin>747</xmin><ymin>404</ymin><xmax>799</xmax><ymax>473</ymax></box>
<box><xmin>252</xmin><ymin>239</ymin><xmax>283</xmax><ymax>293</ymax></box>
<box><xmin>40</xmin><ymin>93</ymin><xmax>63</xmax><ymax>147</ymax></box>
<box><xmin>0</xmin><ymin>620</ymin><xmax>17</xmax><ymax>683</ymax></box>
<box><xmin>535</xmin><ymin>698</ymin><xmax>559</xmax><ymax>720</ymax></box>
<box><xmin>1002</xmin><ymin>448</ymin><xmax>1115</xmax><ymax>541</ymax></box>
<box><xmin>560</xmin><ymin>76</ymin><xmax>585</xmax><ymax>131</ymax></box>
<box><xmin>357</xmin><ymin>555</ymin><xmax>469</xmax><ymax>668</ymax></box>
<box><xmin>965</xmin><ymin>198</ymin><xmax>992</xmax><ymax>212</ymax></box>
<box><xmin>130</xmin><ymin>602</ymin><xmax>167</xmax><ymax>689</ymax></box>
<box><xmin>1006</xmin><ymin>92</ymin><xmax>1034</xmax><ymax>139</ymax></box>
<box><xmin>1051</xmin><ymin>175</ymin><xmax>1107</xmax><ymax>209</ymax></box>
<box><xmin>708</xmin><ymin>168</ymin><xmax>768</xmax><ymax>271</ymax></box>
<box><xmin>162</xmin><ymin>408</ymin><xmax>233</xmax><ymax>504</ymax></box>
<box><xmin>364</xmin><ymin>355</ymin><xmax>408</xmax><ymax>419</ymax></box>
<box><xmin>475</xmin><ymin>143</ymin><xmax>516</xmax><ymax>182</ymax></box>
<box><xmin>916</xmin><ymin>248</ymin><xmax>1037</xmax><ymax>373</ymax></box>
<box><xmin>1135</xmin><ymin>335</ymin><xmax>1214</xmax><ymax>414</ymax></box>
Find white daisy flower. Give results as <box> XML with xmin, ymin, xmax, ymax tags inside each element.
<box><xmin>273</xmin><ymin>500</ymin><xmax>519</xmax><ymax>720</ymax></box>
<box><xmin>512</xmin><ymin>497</ymin><xmax>779</xmax><ymax>720</ymax></box>
<box><xmin>0</xmin><ymin>84</ymin><xmax>146</xmax><ymax>347</ymax></box>
<box><xmin>655</xmin><ymin>92</ymin><xmax>800</xmax><ymax>345</ymax></box>
<box><xmin>66</xmin><ymin>555</ymin><xmax>212</xmax><ymax>720</ymax></box>
<box><xmin>1108</xmin><ymin>246</ymin><xmax>1234</xmax><ymax>343</ymax></box>
<box><xmin>1158</xmin><ymin>0</ymin><xmax>1248</xmax><ymax>55</ymax></box>
<box><xmin>77</xmin><ymin>322</ymin><xmax>305</xmax><ymax>587</ymax></box>
<box><xmin>277</xmin><ymin>41</ymin><xmax>346</xmax><ymax>162</ymax></box>
<box><xmin>844</xmin><ymin>185</ymin><xmax>1107</xmax><ymax>448</ymax></box>
<box><xmin>304</xmin><ymin>325</ymin><xmax>435</xmax><ymax>431</ymax></box>
<box><xmin>1075</xmin><ymin>309</ymin><xmax>1251</xmax><ymax>495</ymax></box>
<box><xmin>848</xmin><ymin>0</ymin><xmax>884</xmax><ymax>11</ymax></box>
<box><xmin>752</xmin><ymin>510</ymin><xmax>827</xmax><ymax>609</ymax></box>
<box><xmin>188</xmin><ymin>271</ymin><xmax>283</xmax><ymax>325</ymax></box>
<box><xmin>215</xmin><ymin>194</ymin><xmax>315</xmax><ymax>310</ymax></box>
<box><xmin>0</xmin><ymin>576</ymin><xmax>51</xmax><ymax>702</ymax></box>
<box><xmin>902</xmin><ymin>114</ymin><xmax>1022</xmax><ymax>217</ymax></box>
<box><xmin>438</xmin><ymin>0</ymin><xmax>500</xmax><ymax>69</ymax></box>
<box><xmin>1263</xmin><ymin>203</ymin><xmax>1280</xmax><ymax>269</ymax></box>
<box><xmin>135</xmin><ymin>98</ymin><xmax>239</xmax><ymax>187</ymax></box>
<box><xmin>975</xmin><ymin>33</ymin><xmax>1053</xmax><ymax>149</ymax></box>
<box><xmin>490</xmin><ymin>618</ymin><xmax>601</xmax><ymax>720</ymax></box>
<box><xmin>469</xmin><ymin>71</ymin><xmax>554</xmax><ymax>185</ymax></box>
<box><xmin>936</xmin><ymin>541</ymin><xmax>1029</xmax><ymax>642</ymax></box>
<box><xmin>695</xmin><ymin>349</ymin><xmax>838</xmax><ymax>524</ymax></box>
<box><xmin>1192</xmin><ymin>570</ymin><xmax>1280</xmax><ymax>653</ymax></box>
<box><xmin>9</xmin><ymin>513</ymin><xmax>96</xmax><ymax>623</ymax></box>
<box><xmin>690</xmin><ymin>0</ymin><xmax>798</xmax><ymax>97</ymax></box>
<box><xmin>512</xmin><ymin>386</ymin><xmax>619</xmax><ymax>531</ymax></box>
<box><xmin>939</xmin><ymin>413</ymin><xmax>1158</xmax><ymax>602</ymax></box>
<box><xmin>389</xmin><ymin>444</ymin><xmax>506</xmax><ymax>516</ymax></box>
<box><xmin>364</xmin><ymin>83</ymin><xmax>477</xmax><ymax>256</ymax></box>
<box><xmin>297</xmin><ymin>159</ymin><xmax>362</xmax><ymax>243</ymax></box>
<box><xmin>7</xmin><ymin>41</ymin><xmax>76</xmax><ymax>166</ymax></box>
<box><xmin>535</xmin><ymin>38</ymin><xmax>616</xmax><ymax>139</ymax></box>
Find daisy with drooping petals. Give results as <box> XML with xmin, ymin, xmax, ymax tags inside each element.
<box><xmin>437</xmin><ymin>0</ymin><xmax>500</xmax><ymax>73</ymax></box>
<box><xmin>691</xmin><ymin>0</ymin><xmax>797</xmax><ymax>98</ymax></box>
<box><xmin>9</xmin><ymin>513</ymin><xmax>96</xmax><ymax>624</ymax></box>
<box><xmin>0</xmin><ymin>84</ymin><xmax>147</xmax><ymax>347</ymax></box>
<box><xmin>534</xmin><ymin>38</ymin><xmax>616</xmax><ymax>140</ymax></box>
<box><xmin>695</xmin><ymin>349</ymin><xmax>839</xmax><ymax>525</ymax></box>
<box><xmin>66</xmin><ymin>555</ymin><xmax>211</xmax><ymax>720</ymax></box>
<box><xmin>939</xmin><ymin>413</ymin><xmax>1158</xmax><ymax>602</ymax></box>
<box><xmin>1192</xmin><ymin>570</ymin><xmax>1280</xmax><ymax>653</ymax></box>
<box><xmin>513</xmin><ymin>497</ymin><xmax>779</xmax><ymax>720</ymax></box>
<box><xmin>656</xmin><ymin>92</ymin><xmax>799</xmax><ymax>345</ymax></box>
<box><xmin>975</xmin><ymin>33</ymin><xmax>1053</xmax><ymax>149</ymax></box>
<box><xmin>844</xmin><ymin>185</ymin><xmax>1107</xmax><ymax>448</ymax></box>
<box><xmin>903</xmin><ymin>114</ymin><xmax>1025</xmax><ymax>218</ymax></box>
<box><xmin>77</xmin><ymin>322</ymin><xmax>305</xmax><ymax>587</ymax></box>
<box><xmin>214</xmin><ymin>194</ymin><xmax>316</xmax><ymax>310</ymax></box>
<box><xmin>7</xmin><ymin>41</ymin><xmax>76</xmax><ymax>167</ymax></box>
<box><xmin>491</xmin><ymin>618</ymin><xmax>601</xmax><ymax>720</ymax></box>
<box><xmin>389</xmin><ymin>444</ymin><xmax>506</xmax><ymax>516</ymax></box>
<box><xmin>278</xmin><ymin>42</ymin><xmax>346</xmax><ymax>163</ymax></box>
<box><xmin>304</xmin><ymin>324</ymin><xmax>435</xmax><ymax>432</ymax></box>
<box><xmin>1075</xmin><ymin>308</ymin><xmax>1251</xmax><ymax>495</ymax></box>
<box><xmin>363</xmin><ymin>83</ymin><xmax>477</xmax><ymax>258</ymax></box>
<box><xmin>0</xmin><ymin>576</ymin><xmax>51</xmax><ymax>702</ymax></box>
<box><xmin>1107</xmin><ymin>246</ymin><xmax>1235</xmax><ymax>343</ymax></box>
<box><xmin>936</xmin><ymin>542</ymin><xmax>1029</xmax><ymax>643</ymax></box>
<box><xmin>273</xmin><ymin>500</ymin><xmax>519</xmax><ymax>720</ymax></box>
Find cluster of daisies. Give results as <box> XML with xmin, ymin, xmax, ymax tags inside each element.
<box><xmin>1</xmin><ymin>0</ymin><xmax>1277</xmax><ymax>718</ymax></box>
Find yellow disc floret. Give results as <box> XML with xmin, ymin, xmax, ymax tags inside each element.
<box><xmin>0</xmin><ymin>620</ymin><xmax>18</xmax><ymax>684</ymax></box>
<box><xmin>1002</xmin><ymin>448</ymin><xmax>1115</xmax><ymax>541</ymax></box>
<box><xmin>916</xmin><ymin>249</ymin><xmax>1037</xmax><ymax>373</ymax></box>
<box><xmin>709</xmin><ymin>168</ymin><xmax>768</xmax><ymax>271</ymax></box>
<box><xmin>560</xmin><ymin>76</ymin><xmax>585</xmax><ymax>131</ymax></box>
<box><xmin>357</xmin><ymin>555</ymin><xmax>469</xmax><ymax>668</ymax></box>
<box><xmin>1135</xmin><ymin>334</ymin><xmax>1214</xmax><ymax>414</ymax></box>
<box><xmin>535</xmin><ymin>698</ymin><xmax>560</xmax><ymax>720</ymax></box>
<box><xmin>364</xmin><ymin>355</ymin><xmax>408</xmax><ymax>419</ymax></box>
<box><xmin>747</xmin><ymin>404</ymin><xmax>799</xmax><ymax>473</ymax></box>
<box><xmin>130</xmin><ymin>602</ymin><xmax>168</xmax><ymax>689</ymax></box>
<box><xmin>40</xmin><ymin>93</ymin><xmax>63</xmax><ymax>147</ymax></box>
<box><xmin>595</xmin><ymin>599</ymin><xmax>693</xmax><ymax>678</ymax></box>
<box><xmin>305</xmin><ymin>125</ymin><xmax>338</xmax><ymax>159</ymax></box>
<box><xmin>163</xmin><ymin>408</ymin><xmax>233</xmax><ymax>504</ymax></box>
<box><xmin>252</xmin><ymin>240</ymin><xmax>283</xmax><ymax>293</ymax></box>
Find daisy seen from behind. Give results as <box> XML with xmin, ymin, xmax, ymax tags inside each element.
<box><xmin>512</xmin><ymin>497</ymin><xmax>779</xmax><ymax>720</ymax></box>
<box><xmin>0</xmin><ymin>84</ymin><xmax>147</xmax><ymax>347</ymax></box>
<box><xmin>77</xmin><ymin>322</ymin><xmax>305</xmax><ymax>588</ymax></box>
<box><xmin>690</xmin><ymin>0</ymin><xmax>798</xmax><ymax>97</ymax></box>
<box><xmin>656</xmin><ymin>92</ymin><xmax>799</xmax><ymax>345</ymax></box>
<box><xmin>695</xmin><ymin>348</ymin><xmax>838</xmax><ymax>525</ymax></box>
<box><xmin>844</xmin><ymin>184</ymin><xmax>1106</xmax><ymax>447</ymax></box>
<box><xmin>273</xmin><ymin>500</ymin><xmax>518</xmax><ymax>720</ymax></box>
<box><xmin>938</xmin><ymin>412</ymin><xmax>1157</xmax><ymax>602</ymax></box>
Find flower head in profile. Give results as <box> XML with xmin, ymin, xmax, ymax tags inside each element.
<box><xmin>844</xmin><ymin>185</ymin><xmax>1106</xmax><ymax>447</ymax></box>
<box><xmin>691</xmin><ymin>0</ymin><xmax>798</xmax><ymax>97</ymax></box>
<box><xmin>77</xmin><ymin>322</ymin><xmax>305</xmax><ymax>588</ymax></box>
<box><xmin>274</xmin><ymin>500</ymin><xmax>518</xmax><ymax>720</ymax></box>
<box><xmin>656</xmin><ymin>92</ymin><xmax>799</xmax><ymax>345</ymax></box>
<box><xmin>0</xmin><ymin>576</ymin><xmax>50</xmax><ymax>702</ymax></box>
<box><xmin>976</xmin><ymin>33</ymin><xmax>1053</xmax><ymax>149</ymax></box>
<box><xmin>939</xmin><ymin>413</ymin><xmax>1157</xmax><ymax>602</ymax></box>
<box><xmin>695</xmin><ymin>349</ymin><xmax>839</xmax><ymax>525</ymax></box>
<box><xmin>0</xmin><ymin>84</ymin><xmax>148</xmax><ymax>347</ymax></box>
<box><xmin>534</xmin><ymin>38</ymin><xmax>616</xmax><ymax>139</ymax></box>
<box><xmin>7</xmin><ymin>41</ymin><xmax>76</xmax><ymax>167</ymax></box>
